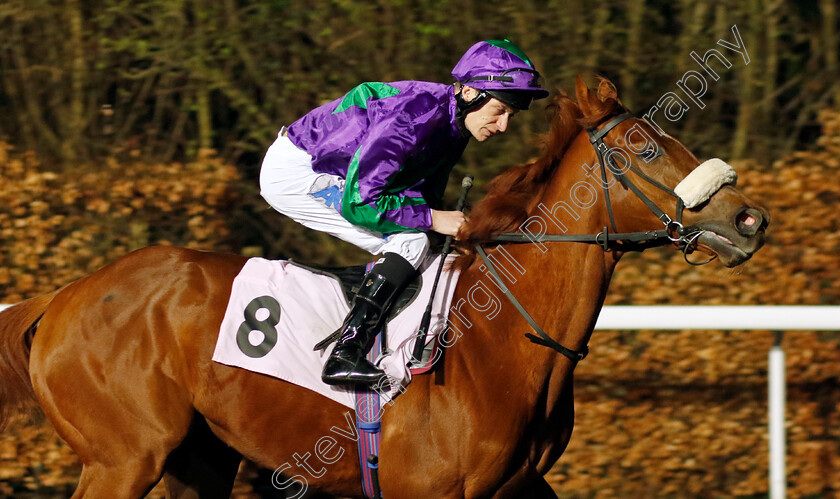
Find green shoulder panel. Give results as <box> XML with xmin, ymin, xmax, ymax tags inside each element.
<box><xmin>333</xmin><ymin>82</ymin><xmax>402</xmax><ymax>114</ymax></box>
<box><xmin>341</xmin><ymin>146</ymin><xmax>426</xmax><ymax>234</ymax></box>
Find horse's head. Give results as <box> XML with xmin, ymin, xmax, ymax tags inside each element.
<box><xmin>550</xmin><ymin>76</ymin><xmax>768</xmax><ymax>266</ymax></box>
<box><xmin>461</xmin><ymin>76</ymin><xmax>768</xmax><ymax>268</ymax></box>
<box><xmin>571</xmin><ymin>76</ymin><xmax>768</xmax><ymax>266</ymax></box>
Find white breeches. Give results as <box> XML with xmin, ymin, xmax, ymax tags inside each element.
<box><xmin>259</xmin><ymin>132</ymin><xmax>430</xmax><ymax>268</ymax></box>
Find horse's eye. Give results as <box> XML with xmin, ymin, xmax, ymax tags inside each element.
<box><xmin>636</xmin><ymin>146</ymin><xmax>662</xmax><ymax>162</ymax></box>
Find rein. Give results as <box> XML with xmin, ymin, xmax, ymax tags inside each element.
<box><xmin>475</xmin><ymin>245</ymin><xmax>588</xmax><ymax>364</ymax></box>
<box><xmin>490</xmin><ymin>113</ymin><xmax>711</xmax><ymax>257</ymax></box>
<box><xmin>475</xmin><ymin>112</ymin><xmax>713</xmax><ymax>364</ymax></box>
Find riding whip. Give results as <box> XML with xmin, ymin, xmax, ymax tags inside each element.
<box><xmin>410</xmin><ymin>175</ymin><xmax>473</xmax><ymax>365</ymax></box>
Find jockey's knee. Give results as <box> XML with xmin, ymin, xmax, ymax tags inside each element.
<box><xmin>382</xmin><ymin>233</ymin><xmax>429</xmax><ymax>269</ymax></box>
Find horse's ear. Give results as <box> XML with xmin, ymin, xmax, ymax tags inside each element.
<box><xmin>575</xmin><ymin>75</ymin><xmax>592</xmax><ymax>115</ymax></box>
<box><xmin>596</xmin><ymin>78</ymin><xmax>618</xmax><ymax>102</ymax></box>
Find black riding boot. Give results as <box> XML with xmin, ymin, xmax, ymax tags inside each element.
<box><xmin>321</xmin><ymin>252</ymin><xmax>416</xmax><ymax>387</ymax></box>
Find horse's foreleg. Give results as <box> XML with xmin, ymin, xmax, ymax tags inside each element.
<box><xmin>163</xmin><ymin>416</ymin><xmax>242</xmax><ymax>499</ymax></box>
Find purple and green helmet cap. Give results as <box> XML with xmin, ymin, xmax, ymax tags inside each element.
<box><xmin>451</xmin><ymin>39</ymin><xmax>549</xmax><ymax>110</ymax></box>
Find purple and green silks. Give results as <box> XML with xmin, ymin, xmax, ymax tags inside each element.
<box><xmin>286</xmin><ymin>81</ymin><xmax>468</xmax><ymax>234</ymax></box>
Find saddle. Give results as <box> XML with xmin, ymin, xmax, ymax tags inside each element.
<box><xmin>287</xmin><ymin>260</ymin><xmax>424</xmax><ymax>354</ymax></box>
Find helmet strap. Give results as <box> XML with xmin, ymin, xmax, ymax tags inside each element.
<box><xmin>455</xmin><ymin>85</ymin><xmax>490</xmax><ymax>138</ymax></box>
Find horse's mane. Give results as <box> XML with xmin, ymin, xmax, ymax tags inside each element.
<box><xmin>454</xmin><ymin>77</ymin><xmax>626</xmax><ymax>266</ymax></box>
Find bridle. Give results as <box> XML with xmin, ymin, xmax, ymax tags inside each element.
<box><xmin>475</xmin><ymin>112</ymin><xmax>715</xmax><ymax>365</ymax></box>
<box><xmin>587</xmin><ymin>112</ymin><xmax>715</xmax><ymax>260</ymax></box>
<box><xmin>487</xmin><ymin>112</ymin><xmax>712</xmax><ymax>259</ymax></box>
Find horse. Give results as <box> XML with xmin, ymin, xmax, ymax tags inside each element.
<box><xmin>0</xmin><ymin>76</ymin><xmax>768</xmax><ymax>498</ymax></box>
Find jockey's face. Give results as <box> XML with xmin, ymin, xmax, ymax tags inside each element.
<box><xmin>461</xmin><ymin>86</ymin><xmax>519</xmax><ymax>142</ymax></box>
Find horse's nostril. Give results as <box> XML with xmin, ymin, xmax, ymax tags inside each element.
<box><xmin>735</xmin><ymin>207</ymin><xmax>764</xmax><ymax>236</ymax></box>
<box><xmin>742</xmin><ymin>213</ymin><xmax>756</xmax><ymax>226</ymax></box>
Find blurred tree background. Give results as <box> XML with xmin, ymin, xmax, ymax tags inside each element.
<box><xmin>1</xmin><ymin>0</ymin><xmax>840</xmax><ymax>497</ymax></box>
<box><xmin>1</xmin><ymin>0</ymin><xmax>837</xmax><ymax>265</ymax></box>
<box><xmin>2</xmin><ymin>0</ymin><xmax>836</xmax><ymax>166</ymax></box>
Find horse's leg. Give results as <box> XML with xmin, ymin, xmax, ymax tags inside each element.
<box><xmin>31</xmin><ymin>336</ymin><xmax>195</xmax><ymax>499</ymax></box>
<box><xmin>27</xmin><ymin>248</ymin><xmax>238</xmax><ymax>498</ymax></box>
<box><xmin>32</xmin><ymin>363</ymin><xmax>194</xmax><ymax>499</ymax></box>
<box><xmin>44</xmin><ymin>401</ymin><xmax>192</xmax><ymax>499</ymax></box>
<box><xmin>162</xmin><ymin>416</ymin><xmax>242</xmax><ymax>499</ymax></box>
<box><xmin>511</xmin><ymin>477</ymin><xmax>558</xmax><ymax>499</ymax></box>
<box><xmin>71</xmin><ymin>462</ymin><xmax>162</xmax><ymax>498</ymax></box>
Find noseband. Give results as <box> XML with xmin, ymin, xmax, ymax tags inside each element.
<box><xmin>476</xmin><ymin>112</ymin><xmax>717</xmax><ymax>364</ymax></box>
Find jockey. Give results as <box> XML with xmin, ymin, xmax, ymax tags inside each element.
<box><xmin>260</xmin><ymin>39</ymin><xmax>549</xmax><ymax>388</ymax></box>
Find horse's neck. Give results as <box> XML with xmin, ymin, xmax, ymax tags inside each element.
<box><xmin>451</xmin><ymin>141</ymin><xmax>620</xmax><ymax>422</ymax></box>
<box><xmin>452</xmin><ymin>242</ymin><xmax>617</xmax><ymax>419</ymax></box>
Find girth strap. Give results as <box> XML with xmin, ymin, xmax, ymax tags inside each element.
<box><xmin>475</xmin><ymin>245</ymin><xmax>588</xmax><ymax>364</ymax></box>
<box><xmin>354</xmin><ymin>330</ymin><xmax>384</xmax><ymax>499</ymax></box>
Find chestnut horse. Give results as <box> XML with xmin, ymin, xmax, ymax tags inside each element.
<box><xmin>0</xmin><ymin>77</ymin><xmax>768</xmax><ymax>498</ymax></box>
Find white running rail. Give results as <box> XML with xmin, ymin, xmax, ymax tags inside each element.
<box><xmin>594</xmin><ymin>305</ymin><xmax>840</xmax><ymax>499</ymax></box>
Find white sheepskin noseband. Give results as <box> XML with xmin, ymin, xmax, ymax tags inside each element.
<box><xmin>674</xmin><ymin>158</ymin><xmax>738</xmax><ymax>209</ymax></box>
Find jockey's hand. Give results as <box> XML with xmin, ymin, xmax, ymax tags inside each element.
<box><xmin>431</xmin><ymin>209</ymin><xmax>466</xmax><ymax>238</ymax></box>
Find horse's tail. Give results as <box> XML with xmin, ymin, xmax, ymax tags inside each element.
<box><xmin>0</xmin><ymin>290</ymin><xmax>61</xmax><ymax>430</ymax></box>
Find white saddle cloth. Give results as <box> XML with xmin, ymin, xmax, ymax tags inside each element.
<box><xmin>212</xmin><ymin>255</ymin><xmax>460</xmax><ymax>409</ymax></box>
